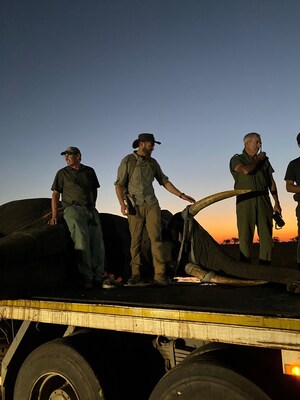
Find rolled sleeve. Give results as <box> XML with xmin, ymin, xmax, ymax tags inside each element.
<box><xmin>51</xmin><ymin>172</ymin><xmax>63</xmax><ymax>193</ymax></box>
<box><xmin>230</xmin><ymin>155</ymin><xmax>243</xmax><ymax>172</ymax></box>
<box><xmin>114</xmin><ymin>156</ymin><xmax>129</xmax><ymax>187</ymax></box>
<box><xmin>154</xmin><ymin>160</ymin><xmax>169</xmax><ymax>186</ymax></box>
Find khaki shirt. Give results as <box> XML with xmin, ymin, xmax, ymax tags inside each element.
<box><xmin>115</xmin><ymin>152</ymin><xmax>169</xmax><ymax>206</ymax></box>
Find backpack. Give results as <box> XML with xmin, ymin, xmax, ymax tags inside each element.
<box><xmin>125</xmin><ymin>153</ymin><xmax>157</xmax><ymax>189</ymax></box>
<box><xmin>125</xmin><ymin>154</ymin><xmax>157</xmax><ymax>215</ymax></box>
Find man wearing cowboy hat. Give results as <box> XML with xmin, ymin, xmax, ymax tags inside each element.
<box><xmin>115</xmin><ymin>133</ymin><xmax>195</xmax><ymax>286</ymax></box>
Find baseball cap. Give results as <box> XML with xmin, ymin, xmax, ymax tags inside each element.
<box><xmin>61</xmin><ymin>146</ymin><xmax>81</xmax><ymax>155</ymax></box>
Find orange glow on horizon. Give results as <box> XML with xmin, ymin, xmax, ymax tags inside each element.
<box><xmin>213</xmin><ymin>229</ymin><xmax>298</xmax><ymax>245</ymax></box>
<box><xmin>194</xmin><ymin>204</ymin><xmax>298</xmax><ymax>245</ymax></box>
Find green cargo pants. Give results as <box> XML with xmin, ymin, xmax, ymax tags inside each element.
<box><xmin>236</xmin><ymin>195</ymin><xmax>273</xmax><ymax>262</ymax></box>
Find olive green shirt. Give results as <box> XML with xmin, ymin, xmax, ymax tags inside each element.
<box><xmin>115</xmin><ymin>152</ymin><xmax>169</xmax><ymax>206</ymax></box>
<box><xmin>51</xmin><ymin>164</ymin><xmax>100</xmax><ymax>207</ymax></box>
<box><xmin>230</xmin><ymin>150</ymin><xmax>274</xmax><ymax>192</ymax></box>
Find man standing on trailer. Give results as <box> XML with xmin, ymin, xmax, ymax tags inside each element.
<box><xmin>285</xmin><ymin>132</ymin><xmax>300</xmax><ymax>268</ymax></box>
<box><xmin>229</xmin><ymin>132</ymin><xmax>281</xmax><ymax>265</ymax></box>
<box><xmin>115</xmin><ymin>133</ymin><xmax>195</xmax><ymax>286</ymax></box>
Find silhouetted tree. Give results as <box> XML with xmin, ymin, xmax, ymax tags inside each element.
<box><xmin>223</xmin><ymin>239</ymin><xmax>231</xmax><ymax>244</ymax></box>
<box><xmin>222</xmin><ymin>238</ymin><xmax>239</xmax><ymax>244</ymax></box>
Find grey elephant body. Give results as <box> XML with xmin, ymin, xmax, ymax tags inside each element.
<box><xmin>189</xmin><ymin>218</ymin><xmax>300</xmax><ymax>285</ymax></box>
<box><xmin>0</xmin><ymin>198</ymin><xmax>299</xmax><ymax>298</ymax></box>
<box><xmin>0</xmin><ymin>198</ymin><xmax>131</xmax><ymax>297</ymax></box>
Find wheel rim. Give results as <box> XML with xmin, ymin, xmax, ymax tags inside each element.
<box><xmin>30</xmin><ymin>372</ymin><xmax>80</xmax><ymax>400</ymax></box>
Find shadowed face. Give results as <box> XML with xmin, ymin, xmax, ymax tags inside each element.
<box><xmin>139</xmin><ymin>141</ymin><xmax>155</xmax><ymax>156</ymax></box>
<box><xmin>64</xmin><ymin>153</ymin><xmax>81</xmax><ymax>168</ymax></box>
<box><xmin>245</xmin><ymin>134</ymin><xmax>262</xmax><ymax>156</ymax></box>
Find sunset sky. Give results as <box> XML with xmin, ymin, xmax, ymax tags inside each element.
<box><xmin>1</xmin><ymin>0</ymin><xmax>300</xmax><ymax>243</ymax></box>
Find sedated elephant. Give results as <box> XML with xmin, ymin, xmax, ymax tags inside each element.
<box><xmin>0</xmin><ymin>190</ymin><xmax>300</xmax><ymax>297</ymax></box>
<box><xmin>168</xmin><ymin>190</ymin><xmax>300</xmax><ymax>292</ymax></box>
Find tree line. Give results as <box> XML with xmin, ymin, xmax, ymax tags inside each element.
<box><xmin>222</xmin><ymin>236</ymin><xmax>299</xmax><ymax>244</ymax></box>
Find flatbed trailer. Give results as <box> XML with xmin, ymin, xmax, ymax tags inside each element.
<box><xmin>1</xmin><ymin>195</ymin><xmax>300</xmax><ymax>399</ymax></box>
<box><xmin>1</xmin><ymin>283</ymin><xmax>300</xmax><ymax>400</ymax></box>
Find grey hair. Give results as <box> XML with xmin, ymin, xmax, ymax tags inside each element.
<box><xmin>243</xmin><ymin>132</ymin><xmax>261</xmax><ymax>146</ymax></box>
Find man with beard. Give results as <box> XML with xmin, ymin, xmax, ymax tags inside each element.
<box><xmin>115</xmin><ymin>133</ymin><xmax>195</xmax><ymax>286</ymax></box>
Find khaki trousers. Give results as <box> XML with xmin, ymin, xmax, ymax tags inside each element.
<box><xmin>127</xmin><ymin>202</ymin><xmax>165</xmax><ymax>276</ymax></box>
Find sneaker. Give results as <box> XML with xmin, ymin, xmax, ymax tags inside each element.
<box><xmin>127</xmin><ymin>274</ymin><xmax>142</xmax><ymax>286</ymax></box>
<box><xmin>102</xmin><ymin>278</ymin><xmax>118</xmax><ymax>290</ymax></box>
<box><xmin>153</xmin><ymin>274</ymin><xmax>170</xmax><ymax>286</ymax></box>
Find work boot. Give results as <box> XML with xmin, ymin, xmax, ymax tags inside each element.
<box><xmin>259</xmin><ymin>259</ymin><xmax>271</xmax><ymax>266</ymax></box>
<box><xmin>127</xmin><ymin>274</ymin><xmax>142</xmax><ymax>286</ymax></box>
<box><xmin>153</xmin><ymin>273</ymin><xmax>170</xmax><ymax>286</ymax></box>
<box><xmin>92</xmin><ymin>277</ymin><xmax>104</xmax><ymax>289</ymax></box>
<box><xmin>239</xmin><ymin>252</ymin><xmax>250</xmax><ymax>263</ymax></box>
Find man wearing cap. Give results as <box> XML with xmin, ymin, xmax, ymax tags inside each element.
<box><xmin>49</xmin><ymin>146</ymin><xmax>106</xmax><ymax>289</ymax></box>
<box><xmin>115</xmin><ymin>133</ymin><xmax>195</xmax><ymax>286</ymax></box>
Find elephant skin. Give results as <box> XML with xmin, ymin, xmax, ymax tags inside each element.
<box><xmin>0</xmin><ymin>192</ymin><xmax>300</xmax><ymax>298</ymax></box>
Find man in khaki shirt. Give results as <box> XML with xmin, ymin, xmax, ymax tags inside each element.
<box><xmin>115</xmin><ymin>133</ymin><xmax>195</xmax><ymax>286</ymax></box>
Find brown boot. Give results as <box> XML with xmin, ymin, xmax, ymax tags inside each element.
<box><xmin>154</xmin><ymin>273</ymin><xmax>170</xmax><ymax>286</ymax></box>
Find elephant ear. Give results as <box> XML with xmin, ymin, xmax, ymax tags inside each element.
<box><xmin>0</xmin><ymin>198</ymin><xmax>53</xmax><ymax>236</ymax></box>
<box><xmin>186</xmin><ymin>189</ymin><xmax>251</xmax><ymax>217</ymax></box>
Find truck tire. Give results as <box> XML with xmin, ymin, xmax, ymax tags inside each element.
<box><xmin>13</xmin><ymin>339</ymin><xmax>104</xmax><ymax>400</ymax></box>
<box><xmin>149</xmin><ymin>361</ymin><xmax>271</xmax><ymax>400</ymax></box>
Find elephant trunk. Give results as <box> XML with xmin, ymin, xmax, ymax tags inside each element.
<box><xmin>191</xmin><ymin>223</ymin><xmax>300</xmax><ymax>286</ymax></box>
<box><xmin>185</xmin><ymin>263</ymin><xmax>267</xmax><ymax>286</ymax></box>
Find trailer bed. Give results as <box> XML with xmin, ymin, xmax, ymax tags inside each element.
<box><xmin>31</xmin><ymin>282</ymin><xmax>300</xmax><ymax>318</ymax></box>
<box><xmin>1</xmin><ymin>283</ymin><xmax>299</xmax><ymax>350</ymax></box>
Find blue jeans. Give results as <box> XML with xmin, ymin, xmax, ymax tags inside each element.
<box><xmin>64</xmin><ymin>205</ymin><xmax>105</xmax><ymax>282</ymax></box>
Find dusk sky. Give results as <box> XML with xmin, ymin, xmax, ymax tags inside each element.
<box><xmin>1</xmin><ymin>0</ymin><xmax>300</xmax><ymax>243</ymax></box>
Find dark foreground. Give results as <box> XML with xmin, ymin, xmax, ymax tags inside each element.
<box><xmin>30</xmin><ymin>280</ymin><xmax>300</xmax><ymax>319</ymax></box>
<box><xmin>29</xmin><ymin>241</ymin><xmax>300</xmax><ymax>318</ymax></box>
